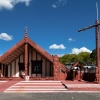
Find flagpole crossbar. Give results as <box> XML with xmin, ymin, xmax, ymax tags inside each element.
<box><xmin>78</xmin><ymin>23</ymin><xmax>100</xmax><ymax>32</ymax></box>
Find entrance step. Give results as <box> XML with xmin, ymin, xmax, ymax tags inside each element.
<box><xmin>4</xmin><ymin>81</ymin><xmax>67</xmax><ymax>93</ymax></box>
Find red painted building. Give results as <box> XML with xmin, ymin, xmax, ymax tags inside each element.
<box><xmin>0</xmin><ymin>28</ymin><xmax>67</xmax><ymax>80</ymax></box>
<box><xmin>66</xmin><ymin>62</ymin><xmax>96</xmax><ymax>82</ymax></box>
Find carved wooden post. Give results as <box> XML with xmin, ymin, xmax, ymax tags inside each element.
<box><xmin>95</xmin><ymin>20</ymin><xmax>100</xmax><ymax>83</ymax></box>
<box><xmin>25</xmin><ymin>43</ymin><xmax>28</xmax><ymax>76</ymax></box>
<box><xmin>0</xmin><ymin>63</ymin><xmax>2</xmax><ymax>78</ymax></box>
<box><xmin>53</xmin><ymin>55</ymin><xmax>59</xmax><ymax>80</ymax></box>
<box><xmin>73</xmin><ymin>69</ymin><xmax>75</xmax><ymax>81</ymax></box>
<box><xmin>24</xmin><ymin>27</ymin><xmax>29</xmax><ymax>80</ymax></box>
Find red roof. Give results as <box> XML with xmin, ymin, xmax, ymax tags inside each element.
<box><xmin>70</xmin><ymin>62</ymin><xmax>84</xmax><ymax>69</ymax></box>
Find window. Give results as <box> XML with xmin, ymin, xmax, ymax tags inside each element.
<box><xmin>18</xmin><ymin>63</ymin><xmax>25</xmax><ymax>71</ymax></box>
<box><xmin>31</xmin><ymin>60</ymin><xmax>42</xmax><ymax>74</ymax></box>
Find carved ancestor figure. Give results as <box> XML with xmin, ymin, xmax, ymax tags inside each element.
<box><xmin>95</xmin><ymin>67</ymin><xmax>99</xmax><ymax>82</ymax></box>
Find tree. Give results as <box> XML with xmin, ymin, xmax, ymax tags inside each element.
<box><xmin>59</xmin><ymin>54</ymin><xmax>71</xmax><ymax>65</ymax></box>
<box><xmin>77</xmin><ymin>52</ymin><xmax>91</xmax><ymax>65</ymax></box>
<box><xmin>59</xmin><ymin>54</ymin><xmax>78</xmax><ymax>65</ymax></box>
<box><xmin>90</xmin><ymin>49</ymin><xmax>96</xmax><ymax>64</ymax></box>
<box><xmin>59</xmin><ymin>52</ymin><xmax>91</xmax><ymax>65</ymax></box>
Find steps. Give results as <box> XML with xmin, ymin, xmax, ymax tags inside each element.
<box><xmin>4</xmin><ymin>81</ymin><xmax>67</xmax><ymax>93</ymax></box>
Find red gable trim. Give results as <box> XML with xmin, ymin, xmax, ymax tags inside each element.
<box><xmin>0</xmin><ymin>37</ymin><xmax>53</xmax><ymax>64</ymax></box>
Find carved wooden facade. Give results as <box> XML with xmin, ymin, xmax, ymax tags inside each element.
<box><xmin>0</xmin><ymin>29</ymin><xmax>67</xmax><ymax>80</ymax></box>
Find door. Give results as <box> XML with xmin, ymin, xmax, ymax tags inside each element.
<box><xmin>18</xmin><ymin>63</ymin><xmax>25</xmax><ymax>78</ymax></box>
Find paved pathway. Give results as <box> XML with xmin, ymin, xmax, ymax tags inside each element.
<box><xmin>1</xmin><ymin>80</ymin><xmax>100</xmax><ymax>93</ymax></box>
<box><xmin>0</xmin><ymin>81</ymin><xmax>7</xmax><ymax>84</ymax></box>
<box><xmin>62</xmin><ymin>80</ymin><xmax>100</xmax><ymax>92</ymax></box>
<box><xmin>4</xmin><ymin>81</ymin><xmax>67</xmax><ymax>93</ymax></box>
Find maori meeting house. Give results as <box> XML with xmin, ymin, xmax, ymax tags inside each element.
<box><xmin>0</xmin><ymin>28</ymin><xmax>97</xmax><ymax>82</ymax></box>
<box><xmin>0</xmin><ymin>28</ymin><xmax>67</xmax><ymax>80</ymax></box>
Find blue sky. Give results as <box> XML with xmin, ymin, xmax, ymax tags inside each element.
<box><xmin>0</xmin><ymin>0</ymin><xmax>100</xmax><ymax>56</ymax></box>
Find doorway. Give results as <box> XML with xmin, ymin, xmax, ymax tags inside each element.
<box><xmin>18</xmin><ymin>63</ymin><xmax>25</xmax><ymax>78</ymax></box>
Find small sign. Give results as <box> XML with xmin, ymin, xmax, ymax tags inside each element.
<box><xmin>25</xmin><ymin>76</ymin><xmax>29</xmax><ymax>81</ymax></box>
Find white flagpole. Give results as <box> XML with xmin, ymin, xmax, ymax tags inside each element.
<box><xmin>96</xmin><ymin>2</ymin><xmax>98</xmax><ymax>20</ymax></box>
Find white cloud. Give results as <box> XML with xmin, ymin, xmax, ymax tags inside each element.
<box><xmin>0</xmin><ymin>0</ymin><xmax>13</xmax><ymax>10</ymax></box>
<box><xmin>52</xmin><ymin>0</ymin><xmax>67</xmax><ymax>8</ymax></box>
<box><xmin>0</xmin><ymin>0</ymin><xmax>31</xmax><ymax>10</ymax></box>
<box><xmin>0</xmin><ymin>33</ymin><xmax>13</xmax><ymax>41</ymax></box>
<box><xmin>12</xmin><ymin>0</ymin><xmax>31</xmax><ymax>6</ymax></box>
<box><xmin>68</xmin><ymin>38</ymin><xmax>75</xmax><ymax>42</ymax></box>
<box><xmin>49</xmin><ymin>44</ymin><xmax>66</xmax><ymax>50</ymax></box>
<box><xmin>71</xmin><ymin>47</ymin><xmax>92</xmax><ymax>54</ymax></box>
<box><xmin>52</xmin><ymin>4</ymin><xmax>58</xmax><ymax>8</ymax></box>
<box><xmin>58</xmin><ymin>54</ymin><xmax>64</xmax><ymax>57</ymax></box>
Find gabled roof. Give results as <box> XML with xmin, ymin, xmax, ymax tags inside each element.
<box><xmin>0</xmin><ymin>38</ymin><xmax>25</xmax><ymax>64</ymax></box>
<box><xmin>70</xmin><ymin>62</ymin><xmax>84</xmax><ymax>69</ymax></box>
<box><xmin>26</xmin><ymin>37</ymin><xmax>53</xmax><ymax>62</ymax></box>
<box><xmin>0</xmin><ymin>32</ymin><xmax>53</xmax><ymax>64</ymax></box>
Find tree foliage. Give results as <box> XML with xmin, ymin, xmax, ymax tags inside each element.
<box><xmin>59</xmin><ymin>50</ymin><xmax>96</xmax><ymax>65</ymax></box>
<box><xmin>90</xmin><ymin>49</ymin><xmax>96</xmax><ymax>63</ymax></box>
<box><xmin>59</xmin><ymin>54</ymin><xmax>78</xmax><ymax>65</ymax></box>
